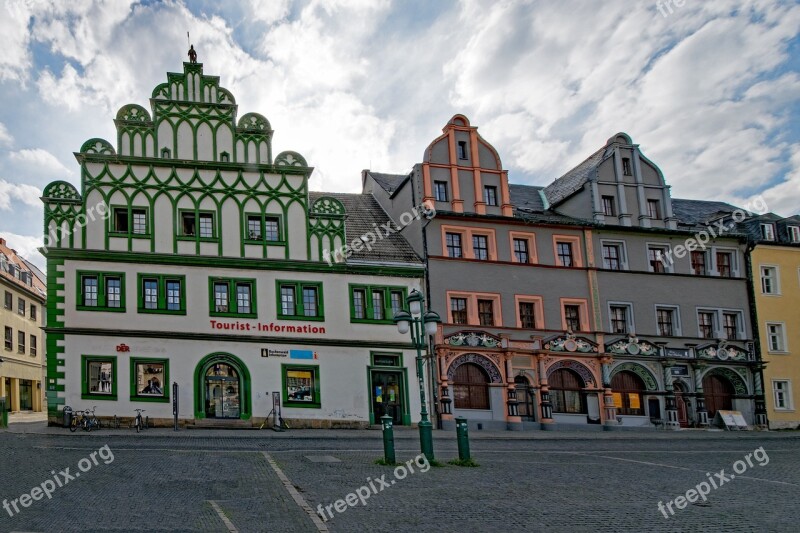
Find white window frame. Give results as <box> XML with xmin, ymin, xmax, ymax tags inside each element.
<box><xmin>646</xmin><ymin>242</ymin><xmax>672</xmax><ymax>273</ymax></box>
<box><xmin>789</xmin><ymin>225</ymin><xmax>800</xmax><ymax>243</ymax></box>
<box><xmin>720</xmin><ymin>309</ymin><xmax>746</xmax><ymax>340</ymax></box>
<box><xmin>607</xmin><ymin>302</ymin><xmax>635</xmax><ymax>335</ymax></box>
<box><xmin>696</xmin><ymin>308</ymin><xmax>719</xmax><ymax>339</ymax></box>
<box><xmin>655</xmin><ymin>305</ymin><xmax>682</xmax><ymax>337</ymax></box>
<box><xmin>772</xmin><ymin>380</ymin><xmax>794</xmax><ymax>411</ymax></box>
<box><xmin>766</xmin><ymin>322</ymin><xmax>788</xmax><ymax>353</ymax></box>
<box><xmin>760</xmin><ymin>223</ymin><xmax>775</xmax><ymax>241</ymax></box>
<box><xmin>711</xmin><ymin>247</ymin><xmax>739</xmax><ymax>278</ymax></box>
<box><xmin>600</xmin><ymin>240</ymin><xmax>628</xmax><ymax>271</ymax></box>
<box><xmin>760</xmin><ymin>265</ymin><xmax>780</xmax><ymax>295</ymax></box>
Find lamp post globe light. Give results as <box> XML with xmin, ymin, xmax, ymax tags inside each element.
<box><xmin>393</xmin><ymin>288</ymin><xmax>441</xmax><ymax>462</ymax></box>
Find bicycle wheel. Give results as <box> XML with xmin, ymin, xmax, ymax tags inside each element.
<box><xmin>135</xmin><ymin>417</ymin><xmax>141</xmax><ymax>433</ymax></box>
<box><xmin>69</xmin><ymin>417</ymin><xmax>78</xmax><ymax>433</ymax></box>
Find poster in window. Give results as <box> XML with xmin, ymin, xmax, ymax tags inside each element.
<box><xmin>286</xmin><ymin>369</ymin><xmax>314</xmax><ymax>403</ymax></box>
<box><xmin>89</xmin><ymin>361</ymin><xmax>113</xmax><ymax>394</ymax></box>
<box><xmin>612</xmin><ymin>392</ymin><xmax>623</xmax><ymax>408</ymax></box>
<box><xmin>135</xmin><ymin>362</ymin><xmax>165</xmax><ymax>397</ymax></box>
<box><xmin>628</xmin><ymin>393</ymin><xmax>640</xmax><ymax>410</ymax></box>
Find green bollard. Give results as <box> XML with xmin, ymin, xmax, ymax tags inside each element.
<box><xmin>381</xmin><ymin>414</ymin><xmax>396</xmax><ymax>464</ymax></box>
<box><xmin>0</xmin><ymin>398</ymin><xmax>7</xmax><ymax>428</ymax></box>
<box><xmin>455</xmin><ymin>417</ymin><xmax>470</xmax><ymax>462</ymax></box>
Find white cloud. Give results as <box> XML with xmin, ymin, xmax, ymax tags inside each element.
<box><xmin>0</xmin><ymin>0</ymin><xmax>34</xmax><ymax>82</ymax></box>
<box><xmin>0</xmin><ymin>179</ymin><xmax>42</xmax><ymax>211</ymax></box>
<box><xmin>9</xmin><ymin>149</ymin><xmax>72</xmax><ymax>177</ymax></box>
<box><xmin>0</xmin><ymin>231</ymin><xmax>44</xmax><ymax>271</ymax></box>
<box><xmin>0</xmin><ymin>122</ymin><xmax>12</xmax><ymax>145</ymax></box>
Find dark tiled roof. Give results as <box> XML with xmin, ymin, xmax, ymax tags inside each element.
<box><xmin>308</xmin><ymin>191</ymin><xmax>421</xmax><ymax>264</ymax></box>
<box><xmin>509</xmin><ymin>184</ymin><xmax>584</xmax><ymax>225</ymax></box>
<box><xmin>543</xmin><ymin>145</ymin><xmax>607</xmax><ymax>206</ymax></box>
<box><xmin>366</xmin><ymin>171</ymin><xmax>410</xmax><ymax>196</ymax></box>
<box><xmin>671</xmin><ymin>199</ymin><xmax>741</xmax><ymax>227</ymax></box>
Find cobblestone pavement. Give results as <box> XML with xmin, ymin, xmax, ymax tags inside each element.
<box><xmin>1</xmin><ymin>425</ymin><xmax>799</xmax><ymax>532</ymax></box>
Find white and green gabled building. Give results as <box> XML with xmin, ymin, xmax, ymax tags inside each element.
<box><xmin>42</xmin><ymin>61</ymin><xmax>425</xmax><ymax>427</ymax></box>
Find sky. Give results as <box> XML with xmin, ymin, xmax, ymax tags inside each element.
<box><xmin>0</xmin><ymin>0</ymin><xmax>799</xmax><ymax>270</ymax></box>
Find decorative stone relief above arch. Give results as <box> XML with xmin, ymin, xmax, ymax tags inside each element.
<box><xmin>610</xmin><ymin>362</ymin><xmax>659</xmax><ymax>391</ymax></box>
<box><xmin>545</xmin><ymin>359</ymin><xmax>596</xmax><ymax>386</ymax></box>
<box><xmin>446</xmin><ymin>353</ymin><xmax>503</xmax><ymax>384</ymax></box>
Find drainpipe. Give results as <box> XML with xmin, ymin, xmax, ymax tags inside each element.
<box><xmin>744</xmin><ymin>239</ymin><xmax>768</xmax><ymax>428</ymax></box>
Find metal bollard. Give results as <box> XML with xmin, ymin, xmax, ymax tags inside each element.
<box><xmin>0</xmin><ymin>398</ymin><xmax>7</xmax><ymax>428</ymax></box>
<box><xmin>381</xmin><ymin>414</ymin><xmax>396</xmax><ymax>464</ymax></box>
<box><xmin>455</xmin><ymin>416</ymin><xmax>471</xmax><ymax>462</ymax></box>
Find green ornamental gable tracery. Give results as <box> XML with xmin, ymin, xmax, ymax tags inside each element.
<box><xmin>308</xmin><ymin>197</ymin><xmax>346</xmax><ymax>261</ymax></box>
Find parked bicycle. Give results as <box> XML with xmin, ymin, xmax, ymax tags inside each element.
<box><xmin>132</xmin><ymin>408</ymin><xmax>146</xmax><ymax>433</ymax></box>
<box><xmin>84</xmin><ymin>406</ymin><xmax>101</xmax><ymax>431</ymax></box>
<box><xmin>69</xmin><ymin>409</ymin><xmax>84</xmax><ymax>433</ymax></box>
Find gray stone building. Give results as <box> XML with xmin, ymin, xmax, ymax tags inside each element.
<box><xmin>365</xmin><ymin>115</ymin><xmax>763</xmax><ymax>430</ymax></box>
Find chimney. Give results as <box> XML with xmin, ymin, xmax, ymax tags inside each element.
<box><xmin>0</xmin><ymin>238</ymin><xmax>5</xmax><ymax>246</ymax></box>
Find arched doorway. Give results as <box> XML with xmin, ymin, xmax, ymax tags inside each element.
<box><xmin>514</xmin><ymin>375</ymin><xmax>535</xmax><ymax>421</ymax></box>
<box><xmin>194</xmin><ymin>353</ymin><xmax>251</xmax><ymax>420</ymax></box>
<box><xmin>549</xmin><ymin>368</ymin><xmax>586</xmax><ymax>414</ymax></box>
<box><xmin>674</xmin><ymin>382</ymin><xmax>689</xmax><ymax>428</ymax></box>
<box><xmin>453</xmin><ymin>363</ymin><xmax>490</xmax><ymax>410</ymax></box>
<box><xmin>611</xmin><ymin>371</ymin><xmax>645</xmax><ymax>416</ymax></box>
<box><xmin>703</xmin><ymin>373</ymin><xmax>734</xmax><ymax>418</ymax></box>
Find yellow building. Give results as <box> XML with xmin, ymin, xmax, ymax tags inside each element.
<box><xmin>751</xmin><ymin>216</ymin><xmax>800</xmax><ymax>429</ymax></box>
<box><xmin>0</xmin><ymin>237</ymin><xmax>46</xmax><ymax>412</ymax></box>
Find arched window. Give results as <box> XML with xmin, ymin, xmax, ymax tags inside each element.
<box><xmin>549</xmin><ymin>368</ymin><xmax>586</xmax><ymax>414</ymax></box>
<box><xmin>453</xmin><ymin>363</ymin><xmax>490</xmax><ymax>410</ymax></box>
<box><xmin>703</xmin><ymin>374</ymin><xmax>734</xmax><ymax>417</ymax></box>
<box><xmin>611</xmin><ymin>371</ymin><xmax>645</xmax><ymax>416</ymax></box>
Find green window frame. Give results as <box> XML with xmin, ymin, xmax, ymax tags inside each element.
<box><xmin>109</xmin><ymin>205</ymin><xmax>150</xmax><ymax>237</ymax></box>
<box><xmin>244</xmin><ymin>212</ymin><xmax>285</xmax><ymax>243</ymax></box>
<box><xmin>137</xmin><ymin>274</ymin><xmax>187</xmax><ymax>314</ymax></box>
<box><xmin>81</xmin><ymin>355</ymin><xmax>118</xmax><ymax>401</ymax></box>
<box><xmin>349</xmin><ymin>285</ymin><xmax>407</xmax><ymax>324</ymax></box>
<box><xmin>130</xmin><ymin>357</ymin><xmax>170</xmax><ymax>403</ymax></box>
<box><xmin>281</xmin><ymin>364</ymin><xmax>321</xmax><ymax>409</ymax></box>
<box><xmin>178</xmin><ymin>209</ymin><xmax>218</xmax><ymax>241</ymax></box>
<box><xmin>208</xmin><ymin>278</ymin><xmax>257</xmax><ymax>318</ymax></box>
<box><xmin>276</xmin><ymin>280</ymin><xmax>324</xmax><ymax>321</ymax></box>
<box><xmin>76</xmin><ymin>271</ymin><xmax>126</xmax><ymax>312</ymax></box>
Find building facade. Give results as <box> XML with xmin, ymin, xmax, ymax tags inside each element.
<box><xmin>746</xmin><ymin>214</ymin><xmax>800</xmax><ymax>429</ymax></box>
<box><xmin>1</xmin><ymin>238</ymin><xmax>46</xmax><ymax>412</ymax></box>
<box><xmin>42</xmin><ymin>62</ymin><xmax>425</xmax><ymax>427</ymax></box>
<box><xmin>367</xmin><ymin>116</ymin><xmax>764</xmax><ymax>431</ymax></box>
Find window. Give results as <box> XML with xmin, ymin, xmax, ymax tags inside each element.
<box><xmin>30</xmin><ymin>304</ymin><xmax>36</xmax><ymax>321</ymax></box>
<box><xmin>180</xmin><ymin>211</ymin><xmax>215</xmax><ymax>239</ymax></box>
<box><xmin>657</xmin><ymin>308</ymin><xmax>676</xmax><ymax>336</ymax></box>
<box><xmin>390</xmin><ymin>290</ymin><xmax>404</xmax><ymax>317</ymax></box>
<box><xmin>550</xmin><ymin>368</ymin><xmax>586</xmax><ymax>414</ymax></box>
<box><xmin>609</xmin><ymin>305</ymin><xmax>630</xmax><ymax>334</ymax></box>
<box><xmin>457</xmin><ymin>140</ymin><xmax>468</xmax><ymax>159</ymax></box>
<box><xmin>277</xmin><ymin>281</ymin><xmax>323</xmax><ymax>320</ymax></box>
<box><xmin>245</xmin><ymin>214</ymin><xmax>282</xmax><ymax>242</ymax></box>
<box><xmin>761</xmin><ymin>266</ymin><xmax>779</xmax><ymax>295</ymax></box>
<box><xmin>773</xmin><ymin>380</ymin><xmax>793</xmax><ymax>410</ymax></box>
<box><xmin>132</xmin><ymin>208</ymin><xmax>147</xmax><ymax>234</ymax></box>
<box><xmin>557</xmin><ymin>242</ymin><xmax>574</xmax><ymax>267</ymax></box>
<box><xmin>131</xmin><ymin>359</ymin><xmax>169</xmax><ymax>401</ymax></box>
<box><xmin>472</xmin><ymin>235</ymin><xmax>488</xmax><ymax>260</ymax></box>
<box><xmin>767</xmin><ymin>323</ymin><xmax>787</xmax><ymax>352</ymax></box>
<box><xmin>453</xmin><ymin>363</ymin><xmax>489</xmax><ymax>410</ymax></box>
<box><xmin>181</xmin><ymin>212</ymin><xmax>197</xmax><ymax>236</ymax></box>
<box><xmin>723</xmin><ymin>312</ymin><xmax>739</xmax><ymax>340</ymax></box>
<box><xmin>622</xmin><ymin>158</ymin><xmax>632</xmax><ymax>176</ymax></box>
<box><xmin>760</xmin><ymin>223</ymin><xmax>775</xmax><ymax>241</ymax></box>
<box><xmin>789</xmin><ymin>226</ymin><xmax>800</xmax><ymax>243</ymax></box>
<box><xmin>18</xmin><ymin>297</ymin><xmax>25</xmax><ymax>316</ymax></box>
<box><xmin>513</xmin><ymin>238</ymin><xmax>530</xmax><ymax>263</ymax></box>
<box><xmin>434</xmin><ymin>181</ymin><xmax>448</xmax><ymax>202</ymax></box>
<box><xmin>602</xmin><ymin>196</ymin><xmax>616</xmax><ymax>216</ymax></box>
<box><xmin>77</xmin><ymin>272</ymin><xmax>126</xmax><ymax>311</ymax></box>
<box><xmin>716</xmin><ymin>251</ymin><xmax>733</xmax><ymax>278</ymax></box>
<box><xmin>564</xmin><ymin>304</ymin><xmax>581</xmax><ymax>332</ymax></box>
<box><xmin>519</xmin><ymin>302</ymin><xmax>536</xmax><ymax>329</ymax></box>
<box><xmin>143</xmin><ymin>279</ymin><xmax>158</xmax><ymax>309</ymax></box>
<box><xmin>247</xmin><ymin>215</ymin><xmax>261</xmax><ymax>240</ymax></box>
<box><xmin>112</xmin><ymin>207</ymin><xmax>128</xmax><ymax>233</ymax></box>
<box><xmin>691</xmin><ymin>251</ymin><xmax>707</xmax><ymax>276</ymax></box>
<box><xmin>111</xmin><ymin>207</ymin><xmax>148</xmax><ymax>235</ymax></box>
<box><xmin>209</xmin><ymin>278</ymin><xmax>257</xmax><ymax>317</ymax></box>
<box><xmin>199</xmin><ymin>213</ymin><xmax>214</xmax><ymax>238</ymax></box>
<box><xmin>30</xmin><ymin>335</ymin><xmax>36</xmax><ymax>357</ymax></box>
<box><xmin>477</xmin><ymin>299</ymin><xmax>494</xmax><ymax>326</ymax></box>
<box><xmin>451</xmin><ymin>298</ymin><xmax>468</xmax><ymax>324</ymax></box>
<box><xmin>353</xmin><ymin>289</ymin><xmax>366</xmax><ymax>319</ymax></box>
<box><xmin>484</xmin><ymin>186</ymin><xmax>498</xmax><ymax>206</ymax></box>
<box><xmin>647</xmin><ymin>199</ymin><xmax>660</xmax><ymax>219</ymax></box>
<box><xmin>445</xmin><ymin>233</ymin><xmax>463</xmax><ymax>258</ymax></box>
<box><xmin>3</xmin><ymin>291</ymin><xmax>10</xmax><ymax>310</ymax></box>
<box><xmin>611</xmin><ymin>371</ymin><xmax>645</xmax><ymax>416</ymax></box>
<box><xmin>3</xmin><ymin>327</ymin><xmax>11</xmax><ymax>350</ymax></box>
<box><xmin>371</xmin><ymin>290</ymin><xmax>384</xmax><ymax>320</ymax></box>
<box><xmin>282</xmin><ymin>365</ymin><xmax>321</xmax><ymax>408</ymax></box>
<box><xmin>602</xmin><ymin>243</ymin><xmax>623</xmax><ymax>270</ymax></box>
<box><xmin>648</xmin><ymin>246</ymin><xmax>668</xmax><ymax>273</ymax></box>
<box><xmin>17</xmin><ymin>331</ymin><xmax>24</xmax><ymax>353</ymax></box>
<box><xmin>82</xmin><ymin>356</ymin><xmax>117</xmax><ymax>400</ymax></box>
<box><xmin>265</xmin><ymin>217</ymin><xmax>280</xmax><ymax>242</ymax></box>
<box><xmin>698</xmin><ymin>312</ymin><xmax>715</xmax><ymax>339</ymax></box>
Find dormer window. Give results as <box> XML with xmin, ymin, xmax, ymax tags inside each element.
<box><xmin>457</xmin><ymin>141</ymin><xmax>468</xmax><ymax>160</ymax></box>
<box><xmin>647</xmin><ymin>199</ymin><xmax>661</xmax><ymax>219</ymax></box>
<box><xmin>161</xmin><ymin>147</ymin><xmax>171</xmax><ymax>159</ymax></box>
<box><xmin>761</xmin><ymin>223</ymin><xmax>775</xmax><ymax>241</ymax></box>
<box><xmin>622</xmin><ymin>158</ymin><xmax>632</xmax><ymax>176</ymax></box>
<box><xmin>789</xmin><ymin>225</ymin><xmax>800</xmax><ymax>243</ymax></box>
